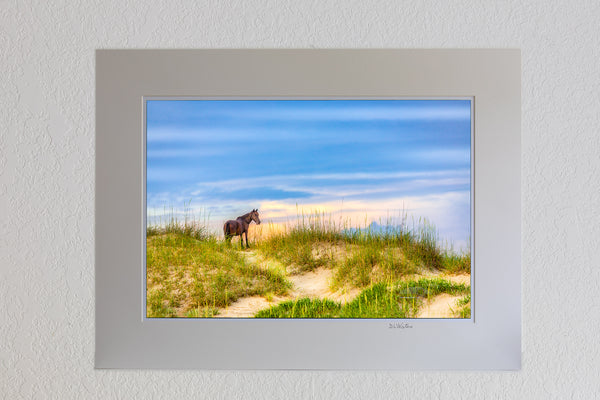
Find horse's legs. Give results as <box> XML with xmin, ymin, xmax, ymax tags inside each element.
<box><xmin>240</xmin><ymin>234</ymin><xmax>244</xmax><ymax>249</ymax></box>
<box><xmin>245</xmin><ymin>231</ymin><xmax>249</xmax><ymax>248</ymax></box>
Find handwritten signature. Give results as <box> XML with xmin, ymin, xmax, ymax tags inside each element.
<box><xmin>388</xmin><ymin>322</ymin><xmax>413</xmax><ymax>329</ymax></box>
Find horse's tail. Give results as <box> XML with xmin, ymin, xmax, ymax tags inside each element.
<box><xmin>224</xmin><ymin>221</ymin><xmax>231</xmax><ymax>237</ymax></box>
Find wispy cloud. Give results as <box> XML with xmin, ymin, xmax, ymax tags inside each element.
<box><xmin>148</xmin><ymin>99</ymin><xmax>471</xmax><ymax>125</ymax></box>
<box><xmin>185</xmin><ymin>170</ymin><xmax>468</xmax><ymax>191</ymax></box>
<box><xmin>215</xmin><ymin>104</ymin><xmax>471</xmax><ymax>122</ymax></box>
<box><xmin>148</xmin><ymin>169</ymin><xmax>470</xmax><ymax>208</ymax></box>
<box><xmin>147</xmin><ymin>128</ymin><xmax>246</xmax><ymax>143</ymax></box>
<box><xmin>191</xmin><ymin>170</ymin><xmax>467</xmax><ymax>196</ymax></box>
<box><xmin>147</xmin><ymin>148</ymin><xmax>230</xmax><ymax>158</ymax></box>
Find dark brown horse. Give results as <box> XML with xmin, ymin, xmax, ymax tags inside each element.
<box><xmin>223</xmin><ymin>209</ymin><xmax>261</xmax><ymax>248</ymax></box>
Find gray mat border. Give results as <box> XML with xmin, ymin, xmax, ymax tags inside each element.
<box><xmin>96</xmin><ymin>49</ymin><xmax>520</xmax><ymax>370</ymax></box>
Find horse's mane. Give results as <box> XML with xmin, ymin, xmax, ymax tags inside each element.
<box><xmin>238</xmin><ymin>211</ymin><xmax>253</xmax><ymax>219</ymax></box>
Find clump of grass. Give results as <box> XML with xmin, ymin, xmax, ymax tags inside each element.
<box><xmin>185</xmin><ymin>306</ymin><xmax>219</xmax><ymax>318</ymax></box>
<box><xmin>146</xmin><ymin>225</ymin><xmax>162</xmax><ymax>237</ymax></box>
<box><xmin>334</xmin><ymin>245</ymin><xmax>383</xmax><ymax>287</ymax></box>
<box><xmin>147</xmin><ymin>201</ymin><xmax>211</xmax><ymax>241</ymax></box>
<box><xmin>441</xmin><ymin>252</ymin><xmax>471</xmax><ymax>274</ymax></box>
<box><xmin>146</xmin><ymin>233</ymin><xmax>291</xmax><ymax>317</ymax></box>
<box><xmin>147</xmin><ymin>288</ymin><xmax>178</xmax><ymax>318</ymax></box>
<box><xmin>289</xmin><ymin>208</ymin><xmax>347</xmax><ymax>243</ymax></box>
<box><xmin>255</xmin><ymin>298</ymin><xmax>341</xmax><ymax>318</ymax></box>
<box><xmin>406</xmin><ymin>277</ymin><xmax>469</xmax><ymax>296</ymax></box>
<box><xmin>258</xmin><ymin>212</ymin><xmax>470</xmax><ymax>288</ymax></box>
<box><xmin>255</xmin><ymin>278</ymin><xmax>470</xmax><ymax>318</ymax></box>
<box><xmin>337</xmin><ymin>283</ymin><xmax>417</xmax><ymax>318</ymax></box>
<box><xmin>453</xmin><ymin>294</ymin><xmax>471</xmax><ymax>318</ymax></box>
<box><xmin>257</xmin><ymin>224</ymin><xmax>337</xmax><ymax>272</ymax></box>
<box><xmin>380</xmin><ymin>249</ymin><xmax>420</xmax><ymax>280</ymax></box>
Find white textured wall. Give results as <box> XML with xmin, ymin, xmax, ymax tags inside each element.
<box><xmin>1</xmin><ymin>1</ymin><xmax>599</xmax><ymax>398</ymax></box>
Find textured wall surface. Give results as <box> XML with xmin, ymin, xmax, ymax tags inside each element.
<box><xmin>1</xmin><ymin>1</ymin><xmax>599</xmax><ymax>398</ymax></box>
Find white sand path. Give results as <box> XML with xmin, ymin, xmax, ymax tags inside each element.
<box><xmin>218</xmin><ymin>251</ymin><xmax>360</xmax><ymax>318</ymax></box>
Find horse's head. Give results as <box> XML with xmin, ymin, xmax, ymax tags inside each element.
<box><xmin>251</xmin><ymin>209</ymin><xmax>261</xmax><ymax>225</ymax></box>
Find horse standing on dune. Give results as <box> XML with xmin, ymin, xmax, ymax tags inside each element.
<box><xmin>223</xmin><ymin>209</ymin><xmax>261</xmax><ymax>249</ymax></box>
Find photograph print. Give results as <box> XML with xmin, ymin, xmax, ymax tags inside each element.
<box><xmin>145</xmin><ymin>99</ymin><xmax>472</xmax><ymax>319</ymax></box>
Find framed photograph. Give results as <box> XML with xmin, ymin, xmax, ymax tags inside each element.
<box><xmin>96</xmin><ymin>49</ymin><xmax>520</xmax><ymax>369</ymax></box>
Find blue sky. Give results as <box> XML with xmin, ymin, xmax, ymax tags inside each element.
<box><xmin>146</xmin><ymin>99</ymin><xmax>471</xmax><ymax>250</ymax></box>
